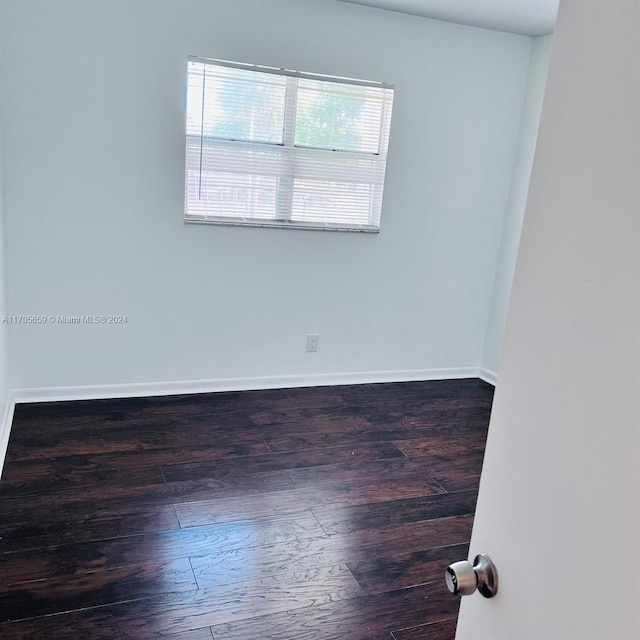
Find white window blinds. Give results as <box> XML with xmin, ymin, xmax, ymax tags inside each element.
<box><xmin>185</xmin><ymin>57</ymin><xmax>394</xmax><ymax>232</ymax></box>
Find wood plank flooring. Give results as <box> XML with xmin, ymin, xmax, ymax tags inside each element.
<box><xmin>0</xmin><ymin>379</ymin><xmax>493</xmax><ymax>639</ymax></box>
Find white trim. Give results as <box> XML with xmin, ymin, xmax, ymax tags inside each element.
<box><xmin>184</xmin><ymin>215</ymin><xmax>379</xmax><ymax>233</ymax></box>
<box><xmin>478</xmin><ymin>367</ymin><xmax>497</xmax><ymax>386</ymax></box>
<box><xmin>11</xmin><ymin>367</ymin><xmax>480</xmax><ymax>405</ymax></box>
<box><xmin>0</xmin><ymin>390</ymin><xmax>16</xmax><ymax>478</ymax></box>
<box><xmin>1</xmin><ymin>367</ymin><xmax>487</xmax><ymax>476</ymax></box>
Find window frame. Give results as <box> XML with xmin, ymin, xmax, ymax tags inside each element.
<box><xmin>184</xmin><ymin>56</ymin><xmax>394</xmax><ymax>233</ymax></box>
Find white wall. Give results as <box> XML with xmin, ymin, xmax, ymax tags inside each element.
<box><xmin>0</xmin><ymin>0</ymin><xmax>532</xmax><ymax>395</ymax></box>
<box><xmin>480</xmin><ymin>34</ymin><xmax>553</xmax><ymax>381</ymax></box>
<box><xmin>458</xmin><ymin>0</ymin><xmax>640</xmax><ymax>637</ymax></box>
<box><xmin>0</xmin><ymin>100</ymin><xmax>10</xmax><ymax>454</ymax></box>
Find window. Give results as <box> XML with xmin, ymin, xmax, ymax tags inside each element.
<box><xmin>185</xmin><ymin>57</ymin><xmax>394</xmax><ymax>232</ymax></box>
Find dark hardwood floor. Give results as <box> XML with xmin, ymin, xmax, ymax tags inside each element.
<box><xmin>0</xmin><ymin>379</ymin><xmax>493</xmax><ymax>639</ymax></box>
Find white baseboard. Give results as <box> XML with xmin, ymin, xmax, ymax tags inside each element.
<box><xmin>12</xmin><ymin>367</ymin><xmax>481</xmax><ymax>404</ymax></box>
<box><xmin>478</xmin><ymin>367</ymin><xmax>497</xmax><ymax>386</ymax></box>
<box><xmin>1</xmin><ymin>367</ymin><xmax>487</xmax><ymax>475</ymax></box>
<box><xmin>0</xmin><ymin>391</ymin><xmax>16</xmax><ymax>478</ymax></box>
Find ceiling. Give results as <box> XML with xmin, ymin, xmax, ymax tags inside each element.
<box><xmin>337</xmin><ymin>0</ymin><xmax>559</xmax><ymax>36</ymax></box>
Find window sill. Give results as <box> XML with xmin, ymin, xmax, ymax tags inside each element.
<box><xmin>184</xmin><ymin>215</ymin><xmax>380</xmax><ymax>233</ymax></box>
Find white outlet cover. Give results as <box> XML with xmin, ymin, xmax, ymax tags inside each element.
<box><xmin>306</xmin><ymin>334</ymin><xmax>319</xmax><ymax>352</ymax></box>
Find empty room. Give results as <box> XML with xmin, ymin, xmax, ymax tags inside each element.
<box><xmin>0</xmin><ymin>1</ymin><xmax>638</xmax><ymax>639</ymax></box>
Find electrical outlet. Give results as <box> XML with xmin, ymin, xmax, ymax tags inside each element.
<box><xmin>306</xmin><ymin>334</ymin><xmax>319</xmax><ymax>352</ymax></box>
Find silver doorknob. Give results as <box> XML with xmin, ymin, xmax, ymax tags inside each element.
<box><xmin>445</xmin><ymin>554</ymin><xmax>498</xmax><ymax>598</ymax></box>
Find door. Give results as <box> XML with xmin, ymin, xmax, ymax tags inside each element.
<box><xmin>456</xmin><ymin>1</ymin><xmax>640</xmax><ymax>638</ymax></box>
